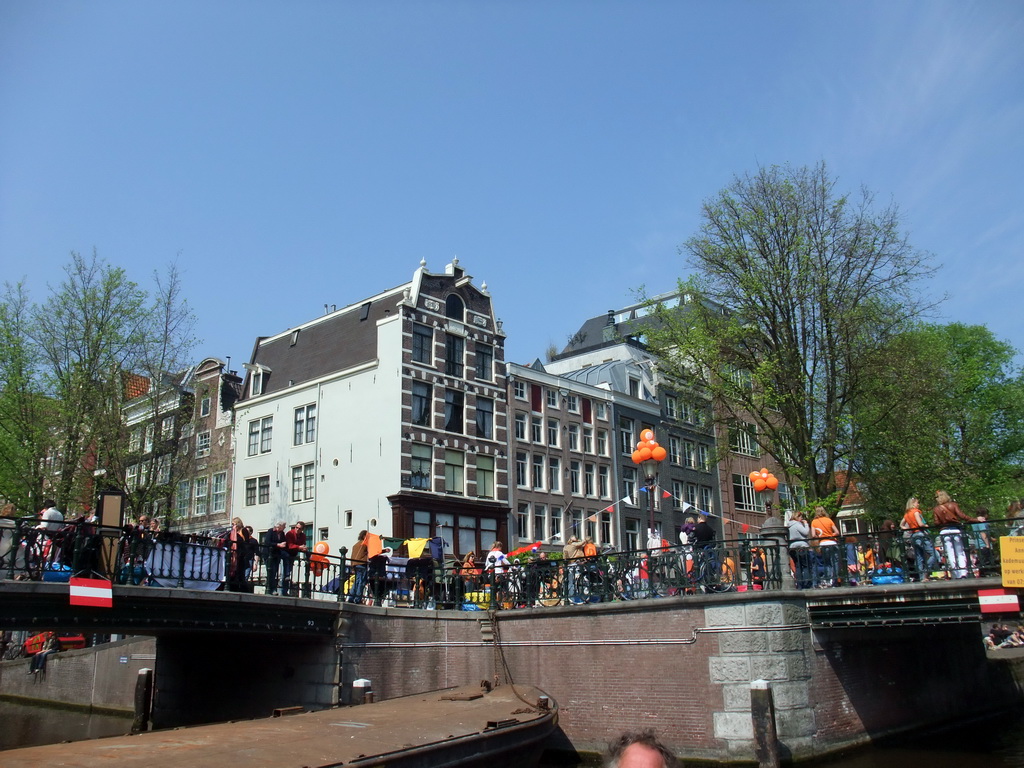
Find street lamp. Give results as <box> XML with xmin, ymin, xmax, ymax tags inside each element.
<box><xmin>631</xmin><ymin>429</ymin><xmax>666</xmax><ymax>547</ymax></box>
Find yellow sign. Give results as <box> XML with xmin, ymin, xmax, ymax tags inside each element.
<box><xmin>999</xmin><ymin>537</ymin><xmax>1024</xmax><ymax>588</ymax></box>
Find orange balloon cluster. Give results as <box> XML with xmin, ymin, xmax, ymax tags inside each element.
<box><xmin>749</xmin><ymin>468</ymin><xmax>779</xmax><ymax>493</ymax></box>
<box><xmin>631</xmin><ymin>429</ymin><xmax>668</xmax><ymax>465</ymax></box>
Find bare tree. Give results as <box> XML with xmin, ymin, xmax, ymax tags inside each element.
<box><xmin>647</xmin><ymin>162</ymin><xmax>938</xmax><ymax>501</ymax></box>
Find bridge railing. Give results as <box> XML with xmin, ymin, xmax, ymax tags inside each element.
<box><xmin>4</xmin><ymin>515</ymin><xmax>1018</xmax><ymax>606</ymax></box>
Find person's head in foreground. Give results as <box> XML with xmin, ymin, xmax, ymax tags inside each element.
<box><xmin>606</xmin><ymin>730</ymin><xmax>679</xmax><ymax>768</ymax></box>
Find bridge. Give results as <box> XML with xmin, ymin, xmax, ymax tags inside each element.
<box><xmin>2</xmin><ymin>518</ymin><xmax>1022</xmax><ymax>762</ymax></box>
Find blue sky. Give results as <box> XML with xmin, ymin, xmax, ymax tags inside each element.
<box><xmin>2</xmin><ymin>1</ymin><xmax>1022</xmax><ymax>368</ymax></box>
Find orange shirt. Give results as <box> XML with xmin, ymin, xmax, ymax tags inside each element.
<box><xmin>810</xmin><ymin>515</ymin><xmax>838</xmax><ymax>544</ymax></box>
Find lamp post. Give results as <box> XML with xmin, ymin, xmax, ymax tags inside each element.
<box><xmin>631</xmin><ymin>429</ymin><xmax>666</xmax><ymax>547</ymax></box>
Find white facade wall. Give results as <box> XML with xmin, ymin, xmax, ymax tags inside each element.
<box><xmin>230</xmin><ymin>315</ymin><xmax>404</xmax><ymax>543</ymax></box>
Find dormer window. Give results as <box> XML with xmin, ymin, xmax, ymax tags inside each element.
<box><xmin>244</xmin><ymin>363</ymin><xmax>272</xmax><ymax>398</ymax></box>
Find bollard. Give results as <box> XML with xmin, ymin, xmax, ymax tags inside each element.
<box><xmin>353</xmin><ymin>678</ymin><xmax>372</xmax><ymax>705</ymax></box>
<box><xmin>131</xmin><ymin>668</ymin><xmax>154</xmax><ymax>733</ymax></box>
<box><xmin>750</xmin><ymin>679</ymin><xmax>780</xmax><ymax>768</ymax></box>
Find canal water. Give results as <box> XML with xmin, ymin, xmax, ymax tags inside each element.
<box><xmin>2</xmin><ymin>699</ymin><xmax>1022</xmax><ymax>765</ymax></box>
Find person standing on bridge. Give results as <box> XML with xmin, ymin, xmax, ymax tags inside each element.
<box><xmin>901</xmin><ymin>497</ymin><xmax>938</xmax><ymax>581</ymax></box>
<box><xmin>810</xmin><ymin>506</ymin><xmax>839</xmax><ymax>587</ymax></box>
<box><xmin>264</xmin><ymin>521</ymin><xmax>288</xmax><ymax>595</ymax></box>
<box><xmin>933</xmin><ymin>490</ymin><xmax>978</xmax><ymax>579</ymax></box>
<box><xmin>786</xmin><ymin>509</ymin><xmax>813</xmax><ymax>589</ymax></box>
<box><xmin>284</xmin><ymin>522</ymin><xmax>308</xmax><ymax>596</ymax></box>
<box><xmin>347</xmin><ymin>530</ymin><xmax>369</xmax><ymax>604</ymax></box>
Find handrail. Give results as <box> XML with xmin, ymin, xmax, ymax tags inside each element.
<box><xmin>2</xmin><ymin>515</ymin><xmax>1017</xmax><ymax>611</ymax></box>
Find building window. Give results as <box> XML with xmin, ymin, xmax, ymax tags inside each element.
<box><xmin>294</xmin><ymin>403</ymin><xmax>317</xmax><ymax>445</ymax></box>
<box><xmin>176</xmin><ymin>480</ymin><xmax>190</xmax><ymax>517</ymax></box>
<box><xmin>212</xmin><ymin>472</ymin><xmax>227</xmax><ymax>513</ymax></box>
<box><xmin>531</xmin><ymin>416</ymin><xmax>543</xmax><ymax>444</ymax></box>
<box><xmin>259</xmin><ymin>475</ymin><xmax>270</xmax><ymax>504</ymax></box>
<box><xmin>195</xmin><ymin>476</ymin><xmax>209</xmax><ymax>516</ymax></box>
<box><xmin>566</xmin><ymin>394</ymin><xmax>579</xmax><ymax>413</ymax></box>
<box><xmin>475</xmin><ymin>343</ymin><xmax>493</xmax><ymax>381</ymax></box>
<box><xmin>625</xmin><ymin>518</ymin><xmax>640</xmax><ymax>551</ymax></box>
<box><xmin>700</xmin><ymin>486</ymin><xmax>714</xmax><ymax>516</ymax></box>
<box><xmin>126</xmin><ymin>464</ymin><xmax>139</xmax><ymax>491</ymax></box>
<box><xmin>546</xmin><ymin>389</ymin><xmax>558</xmax><ymax>408</ymax></box>
<box><xmin>550</xmin><ymin>506</ymin><xmax>563</xmax><ymax>542</ymax></box>
<box><xmin>619</xmin><ymin>417</ymin><xmax>634</xmax><ymax>455</ymax></box>
<box><xmin>547</xmin><ymin>418</ymin><xmax>559</xmax><ymax>447</ymax></box>
<box><xmin>601</xmin><ymin>512</ymin><xmax>613</xmax><ymax>546</ymax></box>
<box><xmin>569</xmin><ymin>461</ymin><xmax>581</xmax><ymax>494</ymax></box>
<box><xmin>597</xmin><ymin>429</ymin><xmax>608</xmax><ymax>456</ymax></box>
<box><xmin>476</xmin><ymin>397</ymin><xmax>494</xmax><ymax>439</ymax></box>
<box><xmin>196</xmin><ymin>430</ymin><xmax>211</xmax><ymax>457</ymax></box>
<box><xmin>248</xmin><ymin>416</ymin><xmax>272</xmax><ymax>456</ymax></box>
<box><xmin>532</xmin><ymin>454</ymin><xmax>545</xmax><ymax>490</ymax></box>
<box><xmin>445</xmin><ymin>333</ymin><xmax>464</xmax><ymax>377</ymax></box>
<box><xmin>665</xmin><ymin>396</ymin><xmax>677</xmax><ymax>419</ymax></box>
<box><xmin>698</xmin><ymin>444</ymin><xmax>710</xmax><ymax>472</ymax></box>
<box><xmin>595</xmin><ymin>402</ymin><xmax>607</xmax><ymax>420</ymax></box>
<box><xmin>548</xmin><ymin>457</ymin><xmax>561</xmax><ymax>492</ymax></box>
<box><xmin>729</xmin><ymin>422</ymin><xmax>759</xmax><ymax>457</ymax></box>
<box><xmin>411</xmin><ymin>444</ymin><xmax>432</xmax><ymax>490</ymax></box>
<box><xmin>683</xmin><ymin>440</ymin><xmax>696</xmax><ymax>468</ymax></box>
<box><xmin>200</xmin><ymin>396</ymin><xmax>211</xmax><ymax>417</ymax></box>
<box><xmin>629</xmin><ymin>378</ymin><xmax>640</xmax><ymax>398</ymax></box>
<box><xmin>144</xmin><ymin>424</ymin><xmax>154</xmax><ymax>453</ymax></box>
<box><xmin>245</xmin><ymin>477</ymin><xmax>257</xmax><ymax>506</ymax></box>
<box><xmin>672</xmin><ymin>480</ymin><xmax>684</xmax><ymax>509</ymax></box>
<box><xmin>599</xmin><ymin>466</ymin><xmax>610</xmax><ymax>498</ymax></box>
<box><xmin>732</xmin><ymin>474</ymin><xmax>758</xmax><ymax>513</ymax></box>
<box><xmin>445</xmin><ymin>294</ymin><xmax>465</xmax><ymax>321</ymax></box>
<box><xmin>162</xmin><ymin>414</ymin><xmax>175</xmax><ymax>437</ymax></box>
<box><xmin>583</xmin><ymin>427</ymin><xmax>593</xmax><ymax>454</ymax></box>
<box><xmin>669</xmin><ymin>437</ymin><xmax>681</xmax><ymax>464</ymax></box>
<box><xmin>516</xmin><ymin>452</ymin><xmax>528</xmax><ymax>487</ymax></box>
<box><xmin>623</xmin><ymin>467</ymin><xmax>637</xmax><ymax>501</ymax></box>
<box><xmin>567</xmin><ymin>424</ymin><xmax>580</xmax><ymax>451</ymax></box>
<box><xmin>584</xmin><ymin>464</ymin><xmax>595</xmax><ymax>496</ymax></box>
<box><xmin>517</xmin><ymin>504</ymin><xmax>530</xmax><ymax>540</ymax></box>
<box><xmin>411</xmin><ymin>382</ymin><xmax>432</xmax><ymax>427</ymax></box>
<box><xmin>514</xmin><ymin>412</ymin><xmax>527</xmax><ymax>441</ymax></box>
<box><xmin>445</xmin><ymin>450</ymin><xmax>464</xmax><ymax>494</ymax></box>
<box><xmin>686</xmin><ymin>483</ymin><xmax>698</xmax><ymax>509</ymax></box>
<box><xmin>680</xmin><ymin>400</ymin><xmax>694</xmax><ymax>423</ymax></box>
<box><xmin>476</xmin><ymin>455</ymin><xmax>495</xmax><ymax>499</ymax></box>
<box><xmin>412</xmin><ymin>323</ymin><xmax>433</xmax><ymax>364</ymax></box>
<box><xmin>444</xmin><ymin>389</ymin><xmax>464</xmax><ymax>433</ymax></box>
<box><xmin>513</xmin><ymin>380</ymin><xmax>527</xmax><ymax>400</ymax></box>
<box><xmin>292</xmin><ymin>463</ymin><xmax>315</xmax><ymax>502</ymax></box>
<box><xmin>129</xmin><ymin>428</ymin><xmax>141</xmax><ymax>453</ymax></box>
<box><xmin>533</xmin><ymin>505</ymin><xmax>546</xmax><ymax>541</ymax></box>
<box><xmin>156</xmin><ymin>455</ymin><xmax>170</xmax><ymax>485</ymax></box>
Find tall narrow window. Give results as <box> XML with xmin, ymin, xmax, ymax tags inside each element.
<box><xmin>412</xmin><ymin>382</ymin><xmax>432</xmax><ymax>427</ymax></box>
<box><xmin>548</xmin><ymin>457</ymin><xmax>561</xmax><ymax>492</ymax></box>
<box><xmin>411</xmin><ymin>444</ymin><xmax>432</xmax><ymax>490</ymax></box>
<box><xmin>475</xmin><ymin>343</ymin><xmax>493</xmax><ymax>381</ymax></box>
<box><xmin>516</xmin><ymin>452</ymin><xmax>528</xmax><ymax>487</ymax></box>
<box><xmin>444</xmin><ymin>450</ymin><xmax>464</xmax><ymax>494</ymax></box>
<box><xmin>445</xmin><ymin>294</ymin><xmax>465</xmax><ymax>321</ymax></box>
<box><xmin>445</xmin><ymin>334</ymin><xmax>464</xmax><ymax>377</ymax></box>
<box><xmin>412</xmin><ymin>323</ymin><xmax>433</xmax><ymax>364</ymax></box>
<box><xmin>294</xmin><ymin>404</ymin><xmax>317</xmax><ymax>445</ymax></box>
<box><xmin>532</xmin><ymin>454</ymin><xmax>545</xmax><ymax>490</ymax></box>
<box><xmin>476</xmin><ymin>455</ymin><xmax>495</xmax><ymax>499</ymax></box>
<box><xmin>475</xmin><ymin>397</ymin><xmax>494</xmax><ymax>439</ymax></box>
<box><xmin>570</xmin><ymin>461</ymin><xmax>581</xmax><ymax>494</ymax></box>
<box><xmin>194</xmin><ymin>476</ymin><xmax>209</xmax><ymax>516</ymax></box>
<box><xmin>444</xmin><ymin>389</ymin><xmax>464</xmax><ymax>433</ymax></box>
<box><xmin>212</xmin><ymin>472</ymin><xmax>227</xmax><ymax>513</ymax></box>
<box><xmin>515</xmin><ymin>412</ymin><xmax>527</xmax><ymax>441</ymax></box>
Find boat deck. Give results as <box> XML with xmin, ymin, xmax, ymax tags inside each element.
<box><xmin>1</xmin><ymin>684</ymin><xmax>557</xmax><ymax>767</ymax></box>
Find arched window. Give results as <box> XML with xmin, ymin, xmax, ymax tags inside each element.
<box><xmin>445</xmin><ymin>294</ymin><xmax>465</xmax><ymax>321</ymax></box>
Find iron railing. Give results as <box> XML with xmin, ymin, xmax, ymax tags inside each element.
<box><xmin>2</xmin><ymin>515</ymin><xmax>1018</xmax><ymax>610</ymax></box>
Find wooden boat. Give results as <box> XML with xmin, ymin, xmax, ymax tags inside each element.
<box><xmin>1</xmin><ymin>683</ymin><xmax>558</xmax><ymax>768</ymax></box>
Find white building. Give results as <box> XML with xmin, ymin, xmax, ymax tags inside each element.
<box><xmin>230</xmin><ymin>259</ymin><xmax>509</xmax><ymax>557</ymax></box>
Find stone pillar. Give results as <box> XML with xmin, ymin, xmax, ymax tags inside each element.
<box><xmin>761</xmin><ymin>515</ymin><xmax>795</xmax><ymax>590</ymax></box>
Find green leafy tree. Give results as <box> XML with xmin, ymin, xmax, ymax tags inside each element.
<box><xmin>0</xmin><ymin>282</ymin><xmax>52</xmax><ymax>513</ymax></box>
<box><xmin>646</xmin><ymin>162</ymin><xmax>937</xmax><ymax>501</ymax></box>
<box><xmin>854</xmin><ymin>323</ymin><xmax>1024</xmax><ymax>518</ymax></box>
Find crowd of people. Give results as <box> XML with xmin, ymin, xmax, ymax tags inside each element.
<box><xmin>785</xmin><ymin>490</ymin><xmax>1020</xmax><ymax>588</ymax></box>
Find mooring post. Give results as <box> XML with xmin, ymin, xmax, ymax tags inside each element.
<box><xmin>750</xmin><ymin>679</ymin><xmax>780</xmax><ymax>768</ymax></box>
<box><xmin>131</xmin><ymin>668</ymin><xmax>154</xmax><ymax>733</ymax></box>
